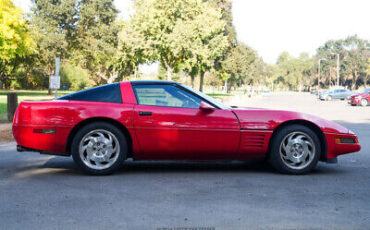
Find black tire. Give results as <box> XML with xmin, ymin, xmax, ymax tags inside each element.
<box><xmin>268</xmin><ymin>124</ymin><xmax>321</xmax><ymax>175</ymax></box>
<box><xmin>71</xmin><ymin>122</ymin><xmax>127</xmax><ymax>175</ymax></box>
<box><xmin>360</xmin><ymin>99</ymin><xmax>368</xmax><ymax>107</ymax></box>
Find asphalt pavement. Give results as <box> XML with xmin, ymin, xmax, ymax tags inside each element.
<box><xmin>0</xmin><ymin>93</ymin><xmax>369</xmax><ymax>230</ymax></box>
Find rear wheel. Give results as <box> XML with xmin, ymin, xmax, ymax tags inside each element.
<box><xmin>360</xmin><ymin>99</ymin><xmax>368</xmax><ymax>107</ymax></box>
<box><xmin>71</xmin><ymin>122</ymin><xmax>127</xmax><ymax>175</ymax></box>
<box><xmin>268</xmin><ymin>125</ymin><xmax>321</xmax><ymax>174</ymax></box>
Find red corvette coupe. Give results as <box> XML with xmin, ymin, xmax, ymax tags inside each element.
<box><xmin>12</xmin><ymin>81</ymin><xmax>361</xmax><ymax>175</ymax></box>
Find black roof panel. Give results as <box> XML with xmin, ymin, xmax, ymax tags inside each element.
<box><xmin>130</xmin><ymin>80</ymin><xmax>176</xmax><ymax>85</ymax></box>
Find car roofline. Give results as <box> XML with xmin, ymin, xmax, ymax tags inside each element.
<box><xmin>129</xmin><ymin>80</ymin><xmax>176</xmax><ymax>85</ymax></box>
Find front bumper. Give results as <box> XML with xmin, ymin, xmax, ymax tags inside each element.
<box><xmin>325</xmin><ymin>132</ymin><xmax>361</xmax><ymax>159</ymax></box>
<box><xmin>349</xmin><ymin>98</ymin><xmax>360</xmax><ymax>105</ymax></box>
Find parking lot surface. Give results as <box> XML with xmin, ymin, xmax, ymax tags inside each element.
<box><xmin>1</xmin><ymin>93</ymin><xmax>369</xmax><ymax>230</ymax></box>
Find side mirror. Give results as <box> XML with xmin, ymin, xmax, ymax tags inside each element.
<box><xmin>199</xmin><ymin>102</ymin><xmax>214</xmax><ymax>111</ymax></box>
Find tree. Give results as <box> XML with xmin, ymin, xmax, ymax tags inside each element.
<box><xmin>129</xmin><ymin>0</ymin><xmax>228</xmax><ymax>88</ymax></box>
<box><xmin>117</xmin><ymin>19</ymin><xmax>150</xmax><ymax>80</ymax></box>
<box><xmin>30</xmin><ymin>0</ymin><xmax>77</xmax><ymax>90</ymax></box>
<box><xmin>30</xmin><ymin>0</ymin><xmax>121</xmax><ymax>86</ymax></box>
<box><xmin>75</xmin><ymin>0</ymin><xmax>120</xmax><ymax>84</ymax></box>
<box><xmin>179</xmin><ymin>0</ymin><xmax>229</xmax><ymax>91</ymax></box>
<box><xmin>221</xmin><ymin>42</ymin><xmax>256</xmax><ymax>92</ymax></box>
<box><xmin>0</xmin><ymin>0</ymin><xmax>34</xmax><ymax>88</ymax></box>
<box><xmin>316</xmin><ymin>35</ymin><xmax>369</xmax><ymax>89</ymax></box>
<box><xmin>274</xmin><ymin>52</ymin><xmax>314</xmax><ymax>91</ymax></box>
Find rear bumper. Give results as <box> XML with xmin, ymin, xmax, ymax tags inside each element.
<box><xmin>12</xmin><ymin>124</ymin><xmax>72</xmax><ymax>155</ymax></box>
<box><xmin>325</xmin><ymin>132</ymin><xmax>361</xmax><ymax>159</ymax></box>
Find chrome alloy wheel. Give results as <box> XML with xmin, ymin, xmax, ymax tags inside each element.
<box><xmin>279</xmin><ymin>131</ymin><xmax>316</xmax><ymax>170</ymax></box>
<box><xmin>79</xmin><ymin>129</ymin><xmax>120</xmax><ymax>170</ymax></box>
<box><xmin>361</xmin><ymin>99</ymin><xmax>368</xmax><ymax>106</ymax></box>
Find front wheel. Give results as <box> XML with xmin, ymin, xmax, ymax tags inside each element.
<box><xmin>71</xmin><ymin>122</ymin><xmax>127</xmax><ymax>175</ymax></box>
<box><xmin>268</xmin><ymin>125</ymin><xmax>321</xmax><ymax>174</ymax></box>
<box><xmin>360</xmin><ymin>99</ymin><xmax>368</xmax><ymax>107</ymax></box>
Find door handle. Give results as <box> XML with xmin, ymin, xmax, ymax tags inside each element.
<box><xmin>139</xmin><ymin>111</ymin><xmax>152</xmax><ymax>116</ymax></box>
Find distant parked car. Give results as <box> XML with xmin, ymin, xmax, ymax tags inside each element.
<box><xmin>319</xmin><ymin>89</ymin><xmax>353</xmax><ymax>101</ymax></box>
<box><xmin>310</xmin><ymin>88</ymin><xmax>317</xmax><ymax>95</ymax></box>
<box><xmin>348</xmin><ymin>88</ymin><xmax>370</xmax><ymax>106</ymax></box>
<box><xmin>262</xmin><ymin>89</ymin><xmax>271</xmax><ymax>96</ymax></box>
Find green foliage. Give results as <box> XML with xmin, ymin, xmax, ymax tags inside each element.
<box><xmin>273</xmin><ymin>52</ymin><xmax>315</xmax><ymax>90</ymax></box>
<box><xmin>222</xmin><ymin>43</ymin><xmax>256</xmax><ymax>85</ymax></box>
<box><xmin>75</xmin><ymin>0</ymin><xmax>120</xmax><ymax>84</ymax></box>
<box><xmin>60</xmin><ymin>63</ymin><xmax>90</xmax><ymax>90</ymax></box>
<box><xmin>128</xmin><ymin>0</ymin><xmax>229</xmax><ymax>90</ymax></box>
<box><xmin>0</xmin><ymin>0</ymin><xmax>34</xmax><ymax>88</ymax></box>
<box><xmin>29</xmin><ymin>0</ymin><xmax>119</xmax><ymax>86</ymax></box>
<box><xmin>1</xmin><ymin>0</ymin><xmax>368</xmax><ymax>93</ymax></box>
<box><xmin>316</xmin><ymin>35</ymin><xmax>370</xmax><ymax>89</ymax></box>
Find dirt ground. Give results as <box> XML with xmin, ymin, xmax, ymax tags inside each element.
<box><xmin>0</xmin><ymin>123</ymin><xmax>12</xmax><ymax>143</ymax></box>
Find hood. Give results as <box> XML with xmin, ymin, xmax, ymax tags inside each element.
<box><xmin>231</xmin><ymin>107</ymin><xmax>350</xmax><ymax>134</ymax></box>
<box><xmin>350</xmin><ymin>93</ymin><xmax>364</xmax><ymax>98</ymax></box>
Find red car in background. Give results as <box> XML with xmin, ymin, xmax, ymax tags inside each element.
<box><xmin>349</xmin><ymin>88</ymin><xmax>370</xmax><ymax>106</ymax></box>
<box><xmin>12</xmin><ymin>81</ymin><xmax>361</xmax><ymax>175</ymax></box>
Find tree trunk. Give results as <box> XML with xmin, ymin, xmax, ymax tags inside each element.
<box><xmin>190</xmin><ymin>76</ymin><xmax>195</xmax><ymax>88</ymax></box>
<box><xmin>227</xmin><ymin>81</ymin><xmax>232</xmax><ymax>93</ymax></box>
<box><xmin>0</xmin><ymin>80</ymin><xmax>3</xmax><ymax>90</ymax></box>
<box><xmin>134</xmin><ymin>67</ymin><xmax>137</xmax><ymax>79</ymax></box>
<box><xmin>199</xmin><ymin>71</ymin><xmax>205</xmax><ymax>92</ymax></box>
<box><xmin>352</xmin><ymin>71</ymin><xmax>358</xmax><ymax>90</ymax></box>
<box><xmin>166</xmin><ymin>66</ymin><xmax>172</xmax><ymax>81</ymax></box>
<box><xmin>223</xmin><ymin>79</ymin><xmax>228</xmax><ymax>93</ymax></box>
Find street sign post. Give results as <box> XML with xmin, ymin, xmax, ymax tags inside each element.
<box><xmin>49</xmin><ymin>57</ymin><xmax>61</xmax><ymax>98</ymax></box>
<box><xmin>49</xmin><ymin>75</ymin><xmax>60</xmax><ymax>89</ymax></box>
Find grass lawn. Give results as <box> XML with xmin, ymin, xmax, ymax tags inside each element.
<box><xmin>207</xmin><ymin>93</ymin><xmax>233</xmax><ymax>98</ymax></box>
<box><xmin>0</xmin><ymin>89</ymin><xmax>73</xmax><ymax>122</ymax></box>
<box><xmin>0</xmin><ymin>89</ymin><xmax>72</xmax><ymax>97</ymax></box>
<box><xmin>0</xmin><ymin>96</ymin><xmax>56</xmax><ymax>122</ymax></box>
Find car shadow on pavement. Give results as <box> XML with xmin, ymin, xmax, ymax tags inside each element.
<box><xmin>37</xmin><ymin>157</ymin><xmax>348</xmax><ymax>176</ymax></box>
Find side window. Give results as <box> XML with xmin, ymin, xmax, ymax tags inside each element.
<box><xmin>133</xmin><ymin>84</ymin><xmax>202</xmax><ymax>109</ymax></box>
<box><xmin>58</xmin><ymin>83</ymin><xmax>122</xmax><ymax>103</ymax></box>
<box><xmin>334</xmin><ymin>89</ymin><xmax>340</xmax><ymax>93</ymax></box>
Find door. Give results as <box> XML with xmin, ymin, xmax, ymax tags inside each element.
<box><xmin>333</xmin><ymin>89</ymin><xmax>340</xmax><ymax>99</ymax></box>
<box><xmin>132</xmin><ymin>84</ymin><xmax>240</xmax><ymax>160</ymax></box>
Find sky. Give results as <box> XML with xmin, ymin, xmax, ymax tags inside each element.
<box><xmin>14</xmin><ymin>0</ymin><xmax>370</xmax><ymax>65</ymax></box>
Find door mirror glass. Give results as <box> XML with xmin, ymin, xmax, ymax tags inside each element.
<box><xmin>199</xmin><ymin>101</ymin><xmax>214</xmax><ymax>111</ymax></box>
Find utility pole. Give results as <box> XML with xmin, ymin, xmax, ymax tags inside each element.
<box><xmin>318</xmin><ymin>58</ymin><xmax>326</xmax><ymax>89</ymax></box>
<box><xmin>332</xmin><ymin>53</ymin><xmax>340</xmax><ymax>86</ymax></box>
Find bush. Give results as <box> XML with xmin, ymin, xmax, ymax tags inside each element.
<box><xmin>60</xmin><ymin>63</ymin><xmax>90</xmax><ymax>90</ymax></box>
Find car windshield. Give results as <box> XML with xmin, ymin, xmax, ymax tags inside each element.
<box><xmin>180</xmin><ymin>84</ymin><xmax>230</xmax><ymax>110</ymax></box>
<box><xmin>358</xmin><ymin>88</ymin><xmax>370</xmax><ymax>94</ymax></box>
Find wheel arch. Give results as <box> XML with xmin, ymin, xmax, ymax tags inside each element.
<box><xmin>66</xmin><ymin>117</ymin><xmax>133</xmax><ymax>157</ymax></box>
<box><xmin>267</xmin><ymin>119</ymin><xmax>327</xmax><ymax>161</ymax></box>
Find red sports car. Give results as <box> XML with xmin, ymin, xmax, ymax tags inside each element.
<box><xmin>12</xmin><ymin>81</ymin><xmax>361</xmax><ymax>175</ymax></box>
<box><xmin>349</xmin><ymin>88</ymin><xmax>370</xmax><ymax>106</ymax></box>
